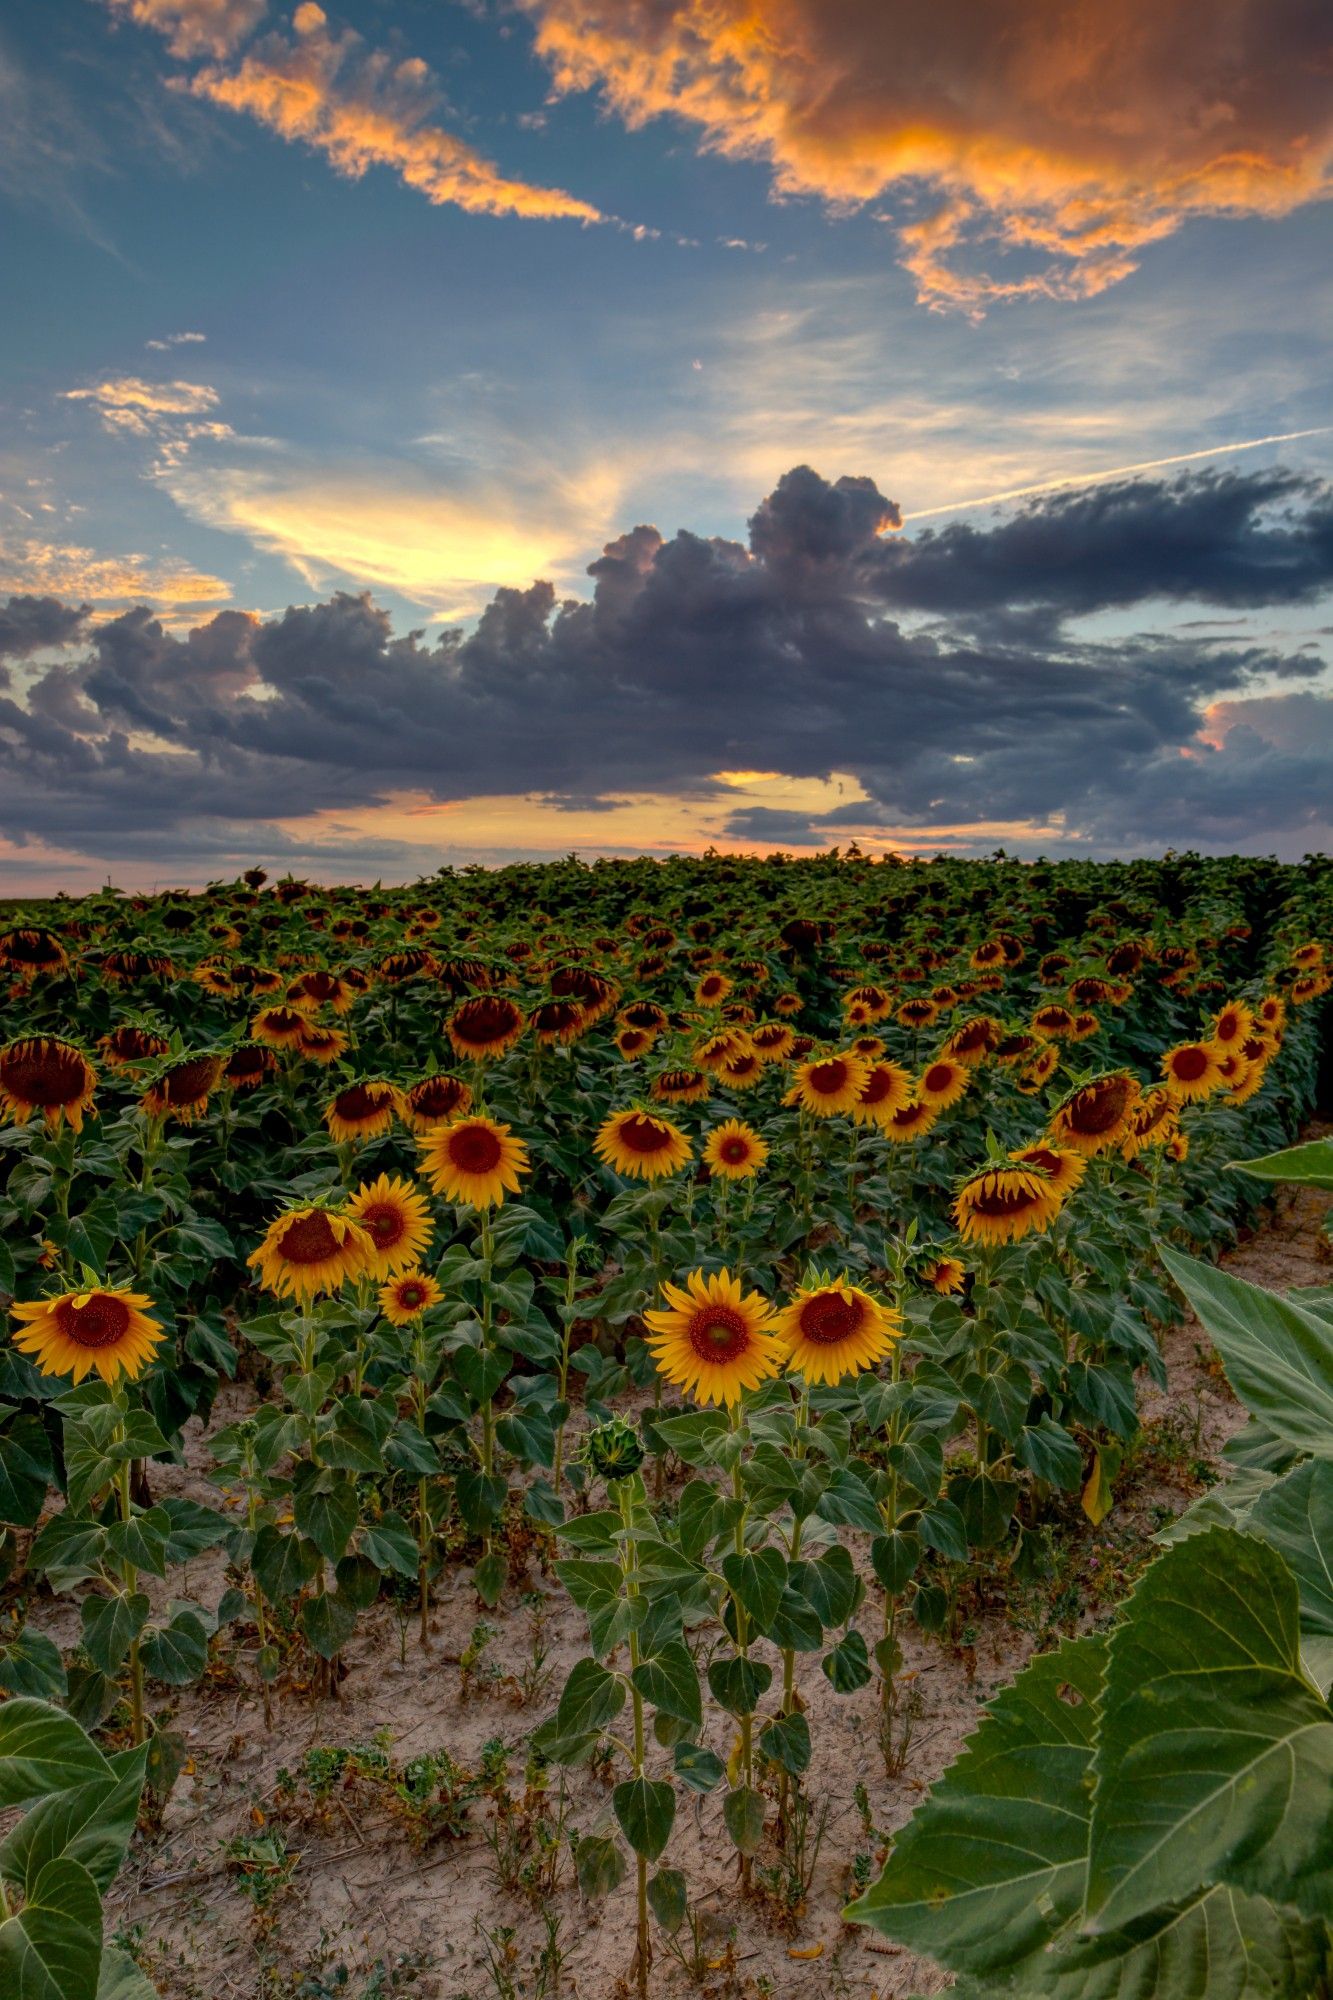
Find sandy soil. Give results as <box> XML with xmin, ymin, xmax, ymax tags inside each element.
<box><xmin>29</xmin><ymin>1147</ymin><xmax>1333</xmax><ymax>2000</ymax></box>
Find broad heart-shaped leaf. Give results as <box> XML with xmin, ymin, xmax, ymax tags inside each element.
<box><xmin>672</xmin><ymin>1741</ymin><xmax>724</xmax><ymax>1793</ymax></box>
<box><xmin>1230</xmin><ymin>1136</ymin><xmax>1333</xmax><ymax>1190</ymax></box>
<box><xmin>292</xmin><ymin>1476</ymin><xmax>359</xmax><ymax>1562</ymax></box>
<box><xmin>96</xmin><ymin>1947</ymin><xmax>159</xmax><ymax>2000</ymax></box>
<box><xmin>556</xmin><ymin>1658</ymin><xmax>626</xmax><ymax>1738</ymax></box>
<box><xmin>140</xmin><ymin>1610</ymin><xmax>209</xmax><ymax>1687</ymax></box>
<box><xmin>990</xmin><ymin>1884</ymin><xmax>1332</xmax><ymax>2000</ymax></box>
<box><xmin>631</xmin><ymin>1641</ymin><xmax>702</xmax><ymax>1727</ymax></box>
<box><xmin>1085</xmin><ymin>1526</ymin><xmax>1333</xmax><ymax>1932</ymax></box>
<box><xmin>789</xmin><ymin>1544</ymin><xmax>861</xmax><ymax>1628</ymax></box>
<box><xmin>1158</xmin><ymin>1247</ymin><xmax>1333</xmax><ymax>1459</ymax></box>
<box><xmin>612</xmin><ymin>1775</ymin><xmax>675</xmax><ymax>1861</ymax></box>
<box><xmin>80</xmin><ymin>1593</ymin><xmax>150</xmax><ymax>1676</ymax></box>
<box><xmin>720</xmin><ymin>1548</ymin><xmax>786</xmax><ymax>1634</ymax></box>
<box><xmin>299</xmin><ymin>1590</ymin><xmax>358</xmax><ymax>1660</ymax></box>
<box><xmin>707</xmin><ymin>1654</ymin><xmax>772</xmax><ymax>1718</ymax></box>
<box><xmin>722</xmin><ymin>1785</ymin><xmax>765</xmax><ymax>1855</ymax></box>
<box><xmin>250</xmin><ymin>1525</ymin><xmax>320</xmax><ymax>1601</ymax></box>
<box><xmin>847</xmin><ymin>1635</ymin><xmax>1105</xmax><ymax>1975</ymax></box>
<box><xmin>0</xmin><ymin>1854</ymin><xmax>103</xmax><ymax>2000</ymax></box>
<box><xmin>1</xmin><ymin>1744</ymin><xmax>148</xmax><ymax>1896</ymax></box>
<box><xmin>822</xmin><ymin>1628</ymin><xmax>872</xmax><ymax>1693</ymax></box>
<box><xmin>759</xmin><ymin>1709</ymin><xmax>811</xmax><ymax>1777</ymax></box>
<box><xmin>1244</xmin><ymin>1459</ymin><xmax>1333</xmax><ymax>1691</ymax></box>
<box><xmin>0</xmin><ymin>1630</ymin><xmax>67</xmax><ymax>1702</ymax></box>
<box><xmin>0</xmin><ymin>1411</ymin><xmax>55</xmax><ymax>1527</ymax></box>
<box><xmin>0</xmin><ymin>1700</ymin><xmax>112</xmax><ymax>1808</ymax></box>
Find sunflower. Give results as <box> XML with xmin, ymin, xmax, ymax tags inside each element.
<box><xmin>288</xmin><ymin>969</ymin><xmax>354</xmax><ymax>1015</ymax></box>
<box><xmin>993</xmin><ymin>1031</ymin><xmax>1040</xmax><ymax>1066</ymax></box>
<box><xmin>896</xmin><ymin>998</ymin><xmax>939</xmax><ymax>1030</ymax></box>
<box><xmin>296</xmin><ymin>1024</ymin><xmax>350</xmax><ymax>1065</ymax></box>
<box><xmin>942</xmin><ymin>1016</ymin><xmax>1001</xmax><ymax>1065</ymax></box>
<box><xmin>0</xmin><ymin>1036</ymin><xmax>97</xmax><ymax>1132</ymax></box>
<box><xmin>0</xmin><ymin>927</ymin><xmax>69</xmax><ymax>978</ymax></box>
<box><xmin>852</xmin><ymin>1061</ymin><xmax>912</xmax><ymax>1128</ymax></box>
<box><xmin>446</xmin><ymin>996</ymin><xmax>525</xmax><ymax>1061</ymax></box>
<box><xmin>402</xmin><ymin>1073</ymin><xmax>473</xmax><ymax>1130</ymax></box>
<box><xmin>1009</xmin><ymin>1141</ymin><xmax>1087</xmax><ymax>1201</ymax></box>
<box><xmin>194</xmin><ymin>961</ymin><xmax>237</xmax><ymax>998</ymax></box>
<box><xmin>717</xmin><ymin>1047</ymin><xmax>764</xmax><ymax>1091</ymax></box>
<box><xmin>695</xmin><ymin>1028</ymin><xmax>751</xmax><ymax>1075</ymax></box>
<box><xmin>1257</xmin><ymin>994</ymin><xmax>1287</xmax><ymax>1032</ymax></box>
<box><xmin>1167</xmin><ymin>1131</ymin><xmax>1190</xmax><ymax>1163</ymax></box>
<box><xmin>419</xmin><ymin>1113</ymin><xmax>530</xmax><ymax>1209</ymax></box>
<box><xmin>141</xmin><ymin>1053</ymin><xmax>224</xmax><ymax>1125</ymax></box>
<box><xmin>1048</xmin><ymin>1072</ymin><xmax>1141</xmax><ymax>1156</ymax></box>
<box><xmin>748</xmin><ymin>1021</ymin><xmax>796</xmax><ymax>1062</ymax></box>
<box><xmin>248</xmin><ymin>1204</ymin><xmax>375</xmax><ymax>1301</ymax></box>
<box><xmin>703</xmin><ymin>1118</ymin><xmax>769</xmax><ymax>1182</ymax></box>
<box><xmin>1226</xmin><ymin>1056</ymin><xmax>1269</xmax><ymax>1107</ymax></box>
<box><xmin>1291</xmin><ymin>941</ymin><xmax>1324</xmax><ymax>969</ymax></box>
<box><xmin>324</xmin><ymin>1079</ymin><xmax>403</xmax><ymax>1144</ymax></box>
<box><xmin>919</xmin><ymin>1255</ymin><xmax>966</xmax><ymax>1296</ymax></box>
<box><xmin>10</xmin><ymin>1284</ymin><xmax>164</xmax><ymax>1385</ymax></box>
<box><xmin>1017</xmin><ymin>1044</ymin><xmax>1060</xmax><ymax>1094</ymax></box>
<box><xmin>251</xmin><ymin>1005</ymin><xmax>309</xmax><ymax>1049</ymax></box>
<box><xmin>844</xmin><ymin>983</ymin><xmax>891</xmax><ymax>1022</ymax></box>
<box><xmin>970</xmin><ymin>940</ymin><xmax>1004</xmax><ymax>970</ymax></box>
<box><xmin>348</xmin><ymin>1173</ymin><xmax>433</xmax><ymax>1278</ymax></box>
<box><xmin>643</xmin><ymin>1269</ymin><xmax>782</xmax><ymax>1407</ymax></box>
<box><xmin>650</xmin><ymin>1067</ymin><xmax>711</xmax><ymax>1106</ymax></box>
<box><xmin>595</xmin><ymin>1108</ymin><xmax>692</xmax><ymax>1181</ymax></box>
<box><xmin>695</xmin><ymin>971</ymin><xmax>733</xmax><ymax>1006</ymax></box>
<box><xmin>1210</xmin><ymin>1000</ymin><xmax>1254</xmax><ymax>1050</ymax></box>
<box><xmin>1160</xmin><ymin>1040</ymin><xmax>1225</xmax><ymax>1101</ymax></box>
<box><xmin>223</xmin><ymin>1044</ymin><xmax>277</xmax><ymax>1090</ymax></box>
<box><xmin>917</xmin><ymin>1057</ymin><xmax>970</xmax><ymax>1111</ymax></box>
<box><xmin>1291</xmin><ymin>971</ymin><xmax>1332</xmax><ymax>1004</ymax></box>
<box><xmin>377</xmin><ymin>949</ymin><xmax>436</xmax><ymax>984</ymax></box>
<box><xmin>98</xmin><ymin>1024</ymin><xmax>170</xmax><ymax>1071</ymax></box>
<box><xmin>784</xmin><ymin>1051</ymin><xmax>870</xmax><ymax>1118</ymax></box>
<box><xmin>1068</xmin><ymin>1012</ymin><xmax>1101</xmax><ymax>1042</ymax></box>
<box><xmin>775</xmin><ymin>1279</ymin><xmax>899</xmax><ymax>1387</ymax></box>
<box><xmin>953</xmin><ymin>1164</ymin><xmax>1063</xmax><ymax>1246</ymax></box>
<box><xmin>615</xmin><ymin>1026</ymin><xmax>656</xmax><ymax>1059</ymax></box>
<box><xmin>882</xmin><ymin>1097</ymin><xmax>940</xmax><ymax>1144</ymax></box>
<box><xmin>849</xmin><ymin>1034</ymin><xmax>886</xmax><ymax>1060</ymax></box>
<box><xmin>620</xmin><ymin>1000</ymin><xmax>669</xmax><ymax>1034</ymax></box>
<box><xmin>1119</xmin><ymin>1087</ymin><xmax>1180</xmax><ymax>1160</ymax></box>
<box><xmin>1031</xmin><ymin>1004</ymin><xmax>1076</xmax><ymax>1038</ymax></box>
<box><xmin>773</xmin><ymin>991</ymin><xmax>804</xmax><ymax>1017</ymax></box>
<box><xmin>549</xmin><ymin>966</ymin><xmax>620</xmax><ymax>1024</ymax></box>
<box><xmin>379</xmin><ymin>1269</ymin><xmax>443</xmax><ymax>1325</ymax></box>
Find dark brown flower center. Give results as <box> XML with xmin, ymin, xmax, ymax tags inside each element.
<box><xmin>410</xmin><ymin>1076</ymin><xmax>468</xmax><ymax>1118</ymax></box>
<box><xmin>55</xmin><ymin>1293</ymin><xmax>131</xmax><ymax>1348</ymax></box>
<box><xmin>278</xmin><ymin>1211</ymin><xmax>341</xmax><ymax>1265</ymax></box>
<box><xmin>808</xmin><ymin>1059</ymin><xmax>848</xmax><ymax>1094</ymax></box>
<box><xmin>361</xmin><ymin>1202</ymin><xmax>405</xmax><ymax>1246</ymax></box>
<box><xmin>970</xmin><ymin>1178</ymin><xmax>1040</xmax><ymax>1218</ymax></box>
<box><xmin>618</xmin><ymin>1113</ymin><xmax>673</xmax><ymax>1153</ymax></box>
<box><xmin>1</xmin><ymin>1040</ymin><xmax>89</xmax><ymax>1106</ymax></box>
<box><xmin>719</xmin><ymin>1137</ymin><xmax>749</xmax><ymax>1163</ymax></box>
<box><xmin>397</xmin><ymin>1282</ymin><xmax>426</xmax><ymax>1309</ymax></box>
<box><xmin>1171</xmin><ymin>1046</ymin><xmax>1210</xmax><ymax>1081</ymax></box>
<box><xmin>447</xmin><ymin>1123</ymin><xmax>504</xmax><ymax>1174</ymax></box>
<box><xmin>797</xmin><ymin>1291</ymin><xmax>865</xmax><ymax>1345</ymax></box>
<box><xmin>1067</xmin><ymin>1078</ymin><xmax>1133</xmax><ymax>1133</ymax></box>
<box><xmin>162</xmin><ymin>1058</ymin><xmax>219</xmax><ymax>1104</ymax></box>
<box><xmin>687</xmin><ymin>1304</ymin><xmax>751</xmax><ymax>1363</ymax></box>
<box><xmin>860</xmin><ymin>1067</ymin><xmax>898</xmax><ymax>1106</ymax></box>
<box><xmin>335</xmin><ymin>1084</ymin><xmax>390</xmax><ymax>1123</ymax></box>
<box><xmin>923</xmin><ymin>1064</ymin><xmax>953</xmax><ymax>1093</ymax></box>
<box><xmin>453</xmin><ymin>998</ymin><xmax>521</xmax><ymax>1044</ymax></box>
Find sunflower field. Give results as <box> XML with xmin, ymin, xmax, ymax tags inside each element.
<box><xmin>0</xmin><ymin>848</ymin><xmax>1330</xmax><ymax>2000</ymax></box>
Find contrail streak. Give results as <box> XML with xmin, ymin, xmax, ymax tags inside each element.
<box><xmin>902</xmin><ymin>428</ymin><xmax>1333</xmax><ymax>521</ymax></box>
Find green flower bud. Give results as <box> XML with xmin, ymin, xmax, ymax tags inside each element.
<box><xmin>584</xmin><ymin>1416</ymin><xmax>645</xmax><ymax>1482</ymax></box>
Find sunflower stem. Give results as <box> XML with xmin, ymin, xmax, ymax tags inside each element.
<box><xmin>618</xmin><ymin>1479</ymin><xmax>652</xmax><ymax>1999</ymax></box>
<box><xmin>116</xmin><ymin>1456</ymin><xmax>146</xmax><ymax>1747</ymax></box>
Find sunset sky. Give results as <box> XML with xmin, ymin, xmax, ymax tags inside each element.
<box><xmin>2</xmin><ymin>0</ymin><xmax>1332</xmax><ymax>890</ymax></box>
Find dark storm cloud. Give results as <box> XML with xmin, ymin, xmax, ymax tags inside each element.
<box><xmin>2</xmin><ymin>460</ymin><xmax>1331</xmax><ymax>866</ymax></box>
<box><xmin>0</xmin><ymin>594</ymin><xmax>90</xmax><ymax>675</ymax></box>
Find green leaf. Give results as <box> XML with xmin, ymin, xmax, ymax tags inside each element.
<box><xmin>1</xmin><ymin>1744</ymin><xmax>148</xmax><ymax>1896</ymax></box>
<box><xmin>631</xmin><ymin>1642</ymin><xmax>702</xmax><ymax>1727</ymax></box>
<box><xmin>767</xmin><ymin>1586</ymin><xmax>824</xmax><ymax>1654</ymax></box>
<box><xmin>79</xmin><ymin>1594</ymin><xmax>149</xmax><ymax>1677</ymax></box>
<box><xmin>672</xmin><ymin>1742</ymin><xmax>724</xmax><ymax>1794</ymax></box>
<box><xmin>0</xmin><ymin>1630</ymin><xmax>67</xmax><ymax>1702</ymax></box>
<box><xmin>495</xmin><ymin>1406</ymin><xmax>555</xmax><ymax>1468</ymax></box>
<box><xmin>250</xmin><ymin>1526</ymin><xmax>320</xmax><ymax>1602</ymax></box>
<box><xmin>140</xmin><ymin>1610</ymin><xmax>208</xmax><ymax>1687</ymax></box>
<box><xmin>1231</xmin><ymin>1137</ymin><xmax>1333</xmax><ymax>1190</ymax></box>
<box><xmin>358</xmin><ymin>1513</ymin><xmax>418</xmax><ymax>1581</ymax></box>
<box><xmin>1025</xmin><ymin>1884</ymin><xmax>1329</xmax><ymax>2000</ymax></box>
<box><xmin>0</xmin><ymin>1700</ymin><xmax>111</xmax><ymax>1807</ymax></box>
<box><xmin>1158</xmin><ymin>1247</ymin><xmax>1333</xmax><ymax>1459</ymax></box>
<box><xmin>299</xmin><ymin>1591</ymin><xmax>358</xmax><ymax>1661</ymax></box>
<box><xmin>1086</xmin><ymin>1526</ymin><xmax>1333</xmax><ymax>1932</ymax></box>
<box><xmin>822</xmin><ymin>1628</ymin><xmax>872</xmax><ymax>1693</ymax></box>
<box><xmin>0</xmin><ymin>1855</ymin><xmax>103</xmax><ymax>2000</ymax></box>
<box><xmin>1244</xmin><ymin>1459</ymin><xmax>1333</xmax><ymax>1690</ymax></box>
<box><xmin>104</xmin><ymin>1511</ymin><xmax>170</xmax><ymax>1581</ymax></box>
<box><xmin>472</xmin><ymin>1548</ymin><xmax>508</xmax><ymax>1607</ymax></box>
<box><xmin>870</xmin><ymin>1530</ymin><xmax>920</xmax><ymax>1597</ymax></box>
<box><xmin>553</xmin><ymin>1510</ymin><xmax>620</xmax><ymax>1551</ymax></box>
<box><xmin>813</xmin><ymin>1465</ymin><xmax>882</xmax><ymax>1533</ymax></box>
<box><xmin>917</xmin><ymin>1499</ymin><xmax>969</xmax><ymax>1563</ymax></box>
<box><xmin>455</xmin><ymin>1469</ymin><xmax>507</xmax><ymax>1536</ymax></box>
<box><xmin>847</xmin><ymin>1636</ymin><xmax>1104</xmax><ymax>1973</ymax></box>
<box><xmin>720</xmin><ymin>1548</ymin><xmax>786</xmax><ymax>1634</ymax></box>
<box><xmin>790</xmin><ymin>1544</ymin><xmax>861</xmax><ymax>1628</ymax></box>
<box><xmin>556</xmin><ymin>1658</ymin><xmax>626</xmax><ymax>1738</ymax></box>
<box><xmin>1017</xmin><ymin>1416</ymin><xmax>1085</xmax><ymax>1492</ymax></box>
<box><xmin>452</xmin><ymin>1345</ymin><xmax>509</xmax><ymax>1409</ymax></box>
<box><xmin>706</xmin><ymin>1655</ymin><xmax>771</xmax><ymax>1718</ymax></box>
<box><xmin>292</xmin><ymin>1477</ymin><xmax>358</xmax><ymax>1563</ymax></box>
<box><xmin>0</xmin><ymin>1412</ymin><xmax>54</xmax><ymax>1527</ymax></box>
<box><xmin>950</xmin><ymin>1471</ymin><xmax>1019</xmax><ymax>1549</ymax></box>
<box><xmin>722</xmin><ymin>1786</ymin><xmax>765</xmax><ymax>1855</ymax></box>
<box><xmin>573</xmin><ymin>1833</ymin><xmax>625</xmax><ymax>1898</ymax></box>
<box><xmin>157</xmin><ymin>1498</ymin><xmax>232</xmax><ymax>1565</ymax></box>
<box><xmin>759</xmin><ymin>1710</ymin><xmax>811</xmax><ymax>1777</ymax></box>
<box><xmin>647</xmin><ymin>1866</ymin><xmax>688</xmax><ymax>1936</ymax></box>
<box><xmin>613</xmin><ymin>1775</ymin><xmax>675</xmax><ymax>1861</ymax></box>
<box><xmin>97</xmin><ymin>1947</ymin><xmax>160</xmax><ymax>2000</ymax></box>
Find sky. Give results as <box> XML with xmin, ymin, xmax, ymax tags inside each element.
<box><xmin>1</xmin><ymin>0</ymin><xmax>1331</xmax><ymax>892</ymax></box>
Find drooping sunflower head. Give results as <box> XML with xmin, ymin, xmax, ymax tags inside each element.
<box><xmin>852</xmin><ymin>1060</ymin><xmax>912</xmax><ymax>1128</ymax></box>
<box><xmin>1031</xmin><ymin>1004</ymin><xmax>1075</xmax><ymax>1038</ymax></box>
<box><xmin>992</xmin><ymin>1031</ymin><xmax>1039</xmax><ymax>1067</ymax></box>
<box><xmin>1290</xmin><ymin>941</ymin><xmax>1324</xmax><ymax>970</ymax></box>
<box><xmin>718</xmin><ymin>1046</ymin><xmax>764</xmax><ymax>1091</ymax></box>
<box><xmin>549</xmin><ymin>965</ymin><xmax>620</xmax><ymax>1024</ymax></box>
<box><xmin>447</xmin><ymin>995</ymin><xmax>526</xmax><ymax>1061</ymax></box>
<box><xmin>784</xmin><ymin>1050</ymin><xmax>870</xmax><ymax>1118</ymax></box>
<box><xmin>222</xmin><ymin>1043</ymin><xmax>277</xmax><ymax>1090</ymax></box>
<box><xmin>694</xmin><ymin>1028</ymin><xmax>751</xmax><ymax>1075</ymax></box>
<box><xmin>288</xmin><ymin>968</ymin><xmax>354</xmax><ymax>1015</ymax></box>
<box><xmin>248</xmin><ymin>1203</ymin><xmax>376</xmax><ymax>1300</ymax></box>
<box><xmin>1160</xmin><ymin>1040</ymin><xmax>1225</xmax><ymax>1101</ymax></box>
<box><xmin>703</xmin><ymin>1117</ymin><xmax>769</xmax><ymax>1182</ymax></box>
<box><xmin>1119</xmin><ymin>1085</ymin><xmax>1180</xmax><ymax>1159</ymax></box>
<box><xmin>419</xmin><ymin>1113</ymin><xmax>530</xmax><ymax>1209</ymax></box>
<box><xmin>694</xmin><ymin>971</ymin><xmax>733</xmax><ymax>1006</ymax></box>
<box><xmin>1068</xmin><ymin>1011</ymin><xmax>1101</xmax><ymax>1043</ymax></box>
<box><xmin>348</xmin><ymin>1172</ymin><xmax>433</xmax><ymax>1277</ymax></box>
<box><xmin>324</xmin><ymin>1078</ymin><xmax>403</xmax><ymax>1144</ymax></box>
<box><xmin>1167</xmin><ymin>1131</ymin><xmax>1190</xmax><ymax>1162</ymax></box>
<box><xmin>98</xmin><ymin>1024</ymin><xmax>170</xmax><ymax>1072</ymax></box>
<box><xmin>748</xmin><ymin>1020</ymin><xmax>796</xmax><ymax>1063</ymax></box>
<box><xmin>193</xmin><ymin>960</ymin><xmax>237</xmax><ymax>999</ymax></box>
<box><xmin>942</xmin><ymin>1015</ymin><xmax>1001</xmax><ymax>1065</ymax></box>
<box><xmin>1047</xmin><ymin>1071</ymin><xmax>1141</xmax><ymax>1155</ymax></box>
<box><xmin>775</xmin><ymin>1277</ymin><xmax>899</xmax><ymax>1387</ymax></box>
<box><xmin>140</xmin><ymin>1052</ymin><xmax>224</xmax><ymax>1125</ymax></box>
<box><xmin>649</xmin><ymin>1066</ymin><xmax>711</xmax><ymax>1106</ymax></box>
<box><xmin>773</xmin><ymin>991</ymin><xmax>804</xmax><ymax>1018</ymax></box>
<box><xmin>620</xmin><ymin>1000</ymin><xmax>669</xmax><ymax>1034</ymax></box>
<box><xmin>1016</xmin><ymin>1044</ymin><xmax>1060</xmax><ymax>1094</ymax></box>
<box><xmin>642</xmin><ymin>1268</ymin><xmax>781</xmax><ymax>1407</ymax></box>
<box><xmin>402</xmin><ymin>1072</ymin><xmax>473</xmax><ymax>1130</ymax></box>
<box><xmin>849</xmin><ymin>1034</ymin><xmax>886</xmax><ymax>1060</ymax></box>
<box><xmin>1291</xmin><ymin>970</ymin><xmax>1332</xmax><ymax>1005</ymax></box>
<box><xmin>970</xmin><ymin>939</ymin><xmax>1005</xmax><ymax>970</ymax></box>
<box><xmin>250</xmin><ymin>1004</ymin><xmax>309</xmax><ymax>1048</ymax></box>
<box><xmin>917</xmin><ymin>1057</ymin><xmax>970</xmax><ymax>1111</ymax></box>
<box><xmin>528</xmin><ymin>998</ymin><xmax>587</xmax><ymax>1047</ymax></box>
<box><xmin>0</xmin><ymin>1036</ymin><xmax>97</xmax><ymax>1132</ymax></box>
<box><xmin>594</xmin><ymin>1107</ymin><xmax>693</xmax><ymax>1182</ymax></box>
<box><xmin>615</xmin><ymin>1026</ymin><xmax>656</xmax><ymax>1060</ymax></box>
<box><xmin>952</xmin><ymin>1164</ymin><xmax>1064</xmax><ymax>1246</ymax></box>
<box><xmin>918</xmin><ymin>1254</ymin><xmax>966</xmax><ymax>1296</ymax></box>
<box><xmin>896</xmin><ymin>998</ymin><xmax>940</xmax><ymax>1031</ymax></box>
<box><xmin>296</xmin><ymin>1024</ymin><xmax>350</xmax><ymax>1065</ymax></box>
<box><xmin>10</xmin><ymin>1284</ymin><xmax>164</xmax><ymax>1385</ymax></box>
<box><xmin>378</xmin><ymin>1268</ymin><xmax>443</xmax><ymax>1325</ymax></box>
<box><xmin>1009</xmin><ymin>1141</ymin><xmax>1087</xmax><ymax>1201</ymax></box>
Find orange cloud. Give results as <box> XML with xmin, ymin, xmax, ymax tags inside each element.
<box><xmin>61</xmin><ymin>376</ymin><xmax>221</xmax><ymax>436</ymax></box>
<box><xmin>105</xmin><ymin>0</ymin><xmax>267</xmax><ymax>59</ymax></box>
<box><xmin>0</xmin><ymin>538</ymin><xmax>232</xmax><ymax>609</ymax></box>
<box><xmin>188</xmin><ymin>3</ymin><xmax>604</xmax><ymax>224</ymax></box>
<box><xmin>523</xmin><ymin>0</ymin><xmax>1333</xmax><ymax>309</ymax></box>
